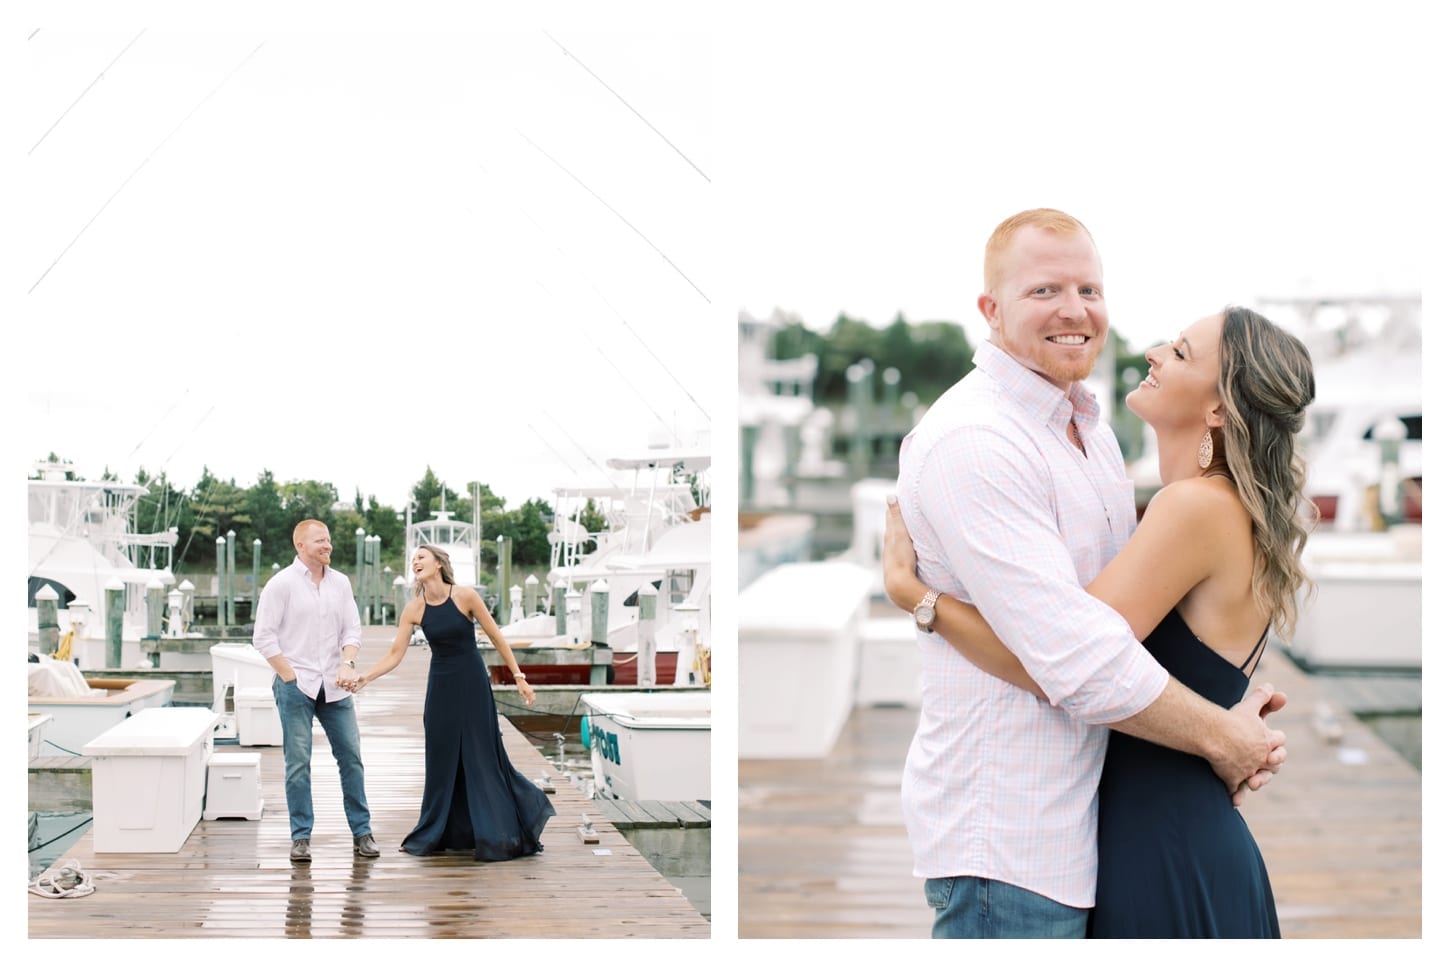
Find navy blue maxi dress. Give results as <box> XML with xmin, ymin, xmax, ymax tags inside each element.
<box><xmin>400</xmin><ymin>591</ymin><xmax>556</xmax><ymax>861</ymax></box>
<box><xmin>1089</xmin><ymin>607</ymin><xmax>1280</xmax><ymax>938</ymax></box>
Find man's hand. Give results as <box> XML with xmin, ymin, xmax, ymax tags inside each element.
<box><xmin>1231</xmin><ymin>684</ymin><xmax>1288</xmax><ymax>806</ymax></box>
<box><xmin>1215</xmin><ymin>682</ymin><xmax>1288</xmax><ymax>804</ymax></box>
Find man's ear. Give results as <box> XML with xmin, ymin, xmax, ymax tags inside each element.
<box><xmin>977</xmin><ymin>293</ymin><xmax>1000</xmax><ymax>331</ymax></box>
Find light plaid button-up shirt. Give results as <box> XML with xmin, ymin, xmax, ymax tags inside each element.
<box><xmin>896</xmin><ymin>340</ymin><xmax>1169</xmax><ymax>908</ymax></box>
<box><xmin>253</xmin><ymin>557</ymin><xmax>362</xmax><ymax>703</ymax></box>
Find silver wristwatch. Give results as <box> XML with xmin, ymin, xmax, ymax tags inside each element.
<box><xmin>913</xmin><ymin>589</ymin><xmax>941</xmax><ymax>633</ymax></box>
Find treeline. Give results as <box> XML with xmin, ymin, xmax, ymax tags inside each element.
<box><xmin>769</xmin><ymin>312</ymin><xmax>975</xmax><ymax>405</ymax></box>
<box><xmin>770</xmin><ymin>311</ymin><xmax>1153</xmax><ymax>461</ymax></box>
<box><xmin>40</xmin><ymin>457</ymin><xmax>605</xmax><ymax>576</ymax></box>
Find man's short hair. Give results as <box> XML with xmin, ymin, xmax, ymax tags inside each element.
<box><xmin>983</xmin><ymin>208</ymin><xmax>1094</xmax><ymax>293</ymax></box>
<box><xmin>293</xmin><ymin>519</ymin><xmax>328</xmax><ymax>546</ymax></box>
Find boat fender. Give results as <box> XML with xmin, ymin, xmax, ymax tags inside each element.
<box><xmin>580</xmin><ymin>714</ymin><xmax>590</xmax><ymax>750</ymax></box>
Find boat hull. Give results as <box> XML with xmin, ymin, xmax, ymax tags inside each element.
<box><xmin>28</xmin><ymin>678</ymin><xmax>177</xmax><ymax>756</ymax></box>
<box><xmin>488</xmin><ymin>651</ymin><xmax>681</xmax><ymax>686</ymax></box>
<box><xmin>581</xmin><ymin>691</ymin><xmax>710</xmax><ymax>801</ymax></box>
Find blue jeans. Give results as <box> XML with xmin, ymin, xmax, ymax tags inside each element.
<box><xmin>273</xmin><ymin>676</ymin><xmax>371</xmax><ymax>841</ymax></box>
<box><xmin>925</xmin><ymin>876</ymin><xmax>1088</xmax><ymax>938</ymax></box>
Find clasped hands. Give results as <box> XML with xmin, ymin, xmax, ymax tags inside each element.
<box><xmin>337</xmin><ymin>668</ymin><xmax>367</xmax><ymax>693</ymax></box>
<box><xmin>1223</xmin><ymin>682</ymin><xmax>1289</xmax><ymax>807</ymax></box>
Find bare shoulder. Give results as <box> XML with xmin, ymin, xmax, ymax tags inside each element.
<box><xmin>1140</xmin><ymin>477</ymin><xmax>1248</xmax><ymax>539</ymax></box>
<box><xmin>400</xmin><ymin>595</ymin><xmax>426</xmax><ymax>623</ymax></box>
<box><xmin>454</xmin><ymin>584</ymin><xmax>486</xmax><ymax>615</ymax></box>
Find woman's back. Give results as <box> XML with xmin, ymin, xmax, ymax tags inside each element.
<box><xmin>1090</xmin><ymin>606</ymin><xmax>1279</xmax><ymax>938</ymax></box>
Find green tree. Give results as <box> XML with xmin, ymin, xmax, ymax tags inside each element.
<box><xmin>411</xmin><ymin>467</ymin><xmax>468</xmax><ymax>518</ymax></box>
<box><xmin>771</xmin><ymin>312</ymin><xmax>973</xmax><ymax>407</ymax></box>
<box><xmin>184</xmin><ymin>468</ymin><xmax>252</xmax><ymax>567</ymax></box>
<box><xmin>492</xmin><ymin>498</ymin><xmax>553</xmax><ymax>566</ymax></box>
<box><xmin>362</xmin><ymin>495</ymin><xmax>406</xmax><ymax>569</ymax></box>
<box><xmin>245</xmin><ymin>470</ymin><xmax>291</xmax><ymax>567</ymax></box>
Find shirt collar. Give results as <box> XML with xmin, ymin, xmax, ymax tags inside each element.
<box><xmin>974</xmin><ymin>340</ymin><xmax>1102</xmax><ymax>430</ymax></box>
<box><xmin>288</xmin><ymin>555</ymin><xmax>330</xmax><ymax>579</ymax></box>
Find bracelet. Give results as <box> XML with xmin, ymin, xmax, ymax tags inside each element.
<box><xmin>513</xmin><ymin>671</ymin><xmax>526</xmax><ymax>680</ymax></box>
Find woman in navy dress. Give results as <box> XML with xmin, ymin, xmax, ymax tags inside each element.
<box><xmin>352</xmin><ymin>544</ymin><xmax>555</xmax><ymax>860</ymax></box>
<box><xmin>882</xmin><ymin>306</ymin><xmax>1315</xmax><ymax>937</ymax></box>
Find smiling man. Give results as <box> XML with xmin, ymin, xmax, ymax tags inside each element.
<box><xmin>892</xmin><ymin>209</ymin><xmax>1286</xmax><ymax>938</ymax></box>
<box><xmin>253</xmin><ymin>519</ymin><xmax>378</xmax><ymax>864</ymax></box>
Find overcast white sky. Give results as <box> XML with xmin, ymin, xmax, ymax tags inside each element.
<box><xmin>728</xmin><ymin>3</ymin><xmax>1434</xmax><ymax>355</ymax></box>
<box><xmin>17</xmin><ymin>17</ymin><xmax>717</xmax><ymax>511</ymax></box>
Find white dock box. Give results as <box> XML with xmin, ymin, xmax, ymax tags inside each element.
<box><xmin>82</xmin><ymin>707</ymin><xmax>219</xmax><ymax>853</ymax></box>
<box><xmin>856</xmin><ymin>616</ymin><xmax>923</xmax><ymax>707</ymax></box>
<box><xmin>203</xmin><ymin>752</ymin><xmax>264</xmax><ymax>820</ymax></box>
<box><xmin>209</xmin><ymin>643</ymin><xmax>276</xmax><ymax>708</ymax></box>
<box><xmin>738</xmin><ymin>560</ymin><xmax>872</xmax><ymax>758</ymax></box>
<box><xmin>236</xmin><ymin>687</ymin><xmax>282</xmax><ymax>746</ymax></box>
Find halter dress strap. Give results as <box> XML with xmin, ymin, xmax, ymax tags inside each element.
<box><xmin>1238</xmin><ymin>624</ymin><xmax>1272</xmax><ymax>678</ymax></box>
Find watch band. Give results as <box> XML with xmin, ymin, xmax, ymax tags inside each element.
<box><xmin>914</xmin><ymin>589</ymin><xmax>941</xmax><ymax>629</ymax></box>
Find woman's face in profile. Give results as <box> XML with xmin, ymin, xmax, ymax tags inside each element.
<box><xmin>1125</xmin><ymin>313</ymin><xmax>1224</xmax><ymax>428</ymax></box>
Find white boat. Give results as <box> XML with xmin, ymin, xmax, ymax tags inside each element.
<box><xmin>580</xmin><ymin>691</ymin><xmax>711</xmax><ymax>801</ymax></box>
<box><xmin>1298</xmin><ymin>346</ymin><xmax>1421</xmax><ymax>530</ymax></box>
<box><xmin>496</xmin><ymin>443</ymin><xmax>713</xmax><ymax>687</ymax></box>
<box><xmin>1284</xmin><ymin>526</ymin><xmax>1422</xmax><ymax>672</ymax></box>
<box><xmin>28</xmin><ymin>654</ymin><xmax>177</xmax><ymax>756</ymax></box>
<box><xmin>28</xmin><ymin>462</ymin><xmax>178</xmax><ymax>667</ymax></box>
<box><xmin>404</xmin><ymin>507</ymin><xmax>482</xmax><ymax>589</ymax></box>
<box><xmin>29</xmin><ymin>713</ymin><xmax>54</xmax><ymax>761</ymax></box>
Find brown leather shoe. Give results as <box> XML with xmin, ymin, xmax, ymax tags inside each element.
<box><xmin>353</xmin><ymin>833</ymin><xmax>379</xmax><ymax>859</ymax></box>
<box><xmin>290</xmin><ymin>838</ymin><xmax>311</xmax><ymax>863</ymax></box>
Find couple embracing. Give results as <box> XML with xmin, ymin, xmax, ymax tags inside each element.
<box><xmin>885</xmin><ymin>208</ymin><xmax>1316</xmax><ymax>938</ymax></box>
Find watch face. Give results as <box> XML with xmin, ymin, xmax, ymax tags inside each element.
<box><xmin>914</xmin><ymin>604</ymin><xmax>933</xmax><ymax>627</ymax></box>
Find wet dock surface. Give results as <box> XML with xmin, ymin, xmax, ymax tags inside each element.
<box><xmin>28</xmin><ymin>626</ymin><xmax>710</xmax><ymax>939</ymax></box>
<box><xmin>738</xmin><ymin>642</ymin><xmax>1421</xmax><ymax>939</ymax></box>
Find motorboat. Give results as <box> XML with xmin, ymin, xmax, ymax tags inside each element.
<box><xmin>494</xmin><ymin>444</ymin><xmax>712</xmax><ymax>687</ymax></box>
<box><xmin>580</xmin><ymin>690</ymin><xmax>711</xmax><ymax>801</ymax></box>
<box><xmin>28</xmin><ymin>462</ymin><xmax>178</xmax><ymax>666</ymax></box>
<box><xmin>28</xmin><ymin>654</ymin><xmax>176</xmax><ymax>756</ymax></box>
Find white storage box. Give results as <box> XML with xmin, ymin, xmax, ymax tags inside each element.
<box><xmin>738</xmin><ymin>560</ymin><xmax>872</xmax><ymax>758</ymax></box>
<box><xmin>82</xmin><ymin>707</ymin><xmax>219</xmax><ymax>853</ymax></box>
<box><xmin>236</xmin><ymin>688</ymin><xmax>282</xmax><ymax>746</ymax></box>
<box><xmin>856</xmin><ymin>615</ymin><xmax>923</xmax><ymax>707</ymax></box>
<box><xmin>203</xmin><ymin>752</ymin><xmax>264</xmax><ymax>820</ymax></box>
<box><xmin>209</xmin><ymin>644</ymin><xmax>276</xmax><ymax>709</ymax></box>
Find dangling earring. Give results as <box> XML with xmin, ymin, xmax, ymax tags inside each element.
<box><xmin>1197</xmin><ymin>430</ymin><xmax>1214</xmax><ymax>469</ymax></box>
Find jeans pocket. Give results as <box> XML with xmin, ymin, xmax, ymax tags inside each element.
<box><xmin>924</xmin><ymin>876</ymin><xmax>954</xmax><ymax>911</ymax></box>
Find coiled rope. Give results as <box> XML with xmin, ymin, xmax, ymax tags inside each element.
<box><xmin>28</xmin><ymin>859</ymin><xmax>95</xmax><ymax>899</ymax></box>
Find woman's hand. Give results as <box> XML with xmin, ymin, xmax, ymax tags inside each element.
<box><xmin>883</xmin><ymin>496</ymin><xmax>928</xmax><ymax>612</ymax></box>
<box><xmin>517</xmin><ymin>677</ymin><xmax>537</xmax><ymax>707</ymax></box>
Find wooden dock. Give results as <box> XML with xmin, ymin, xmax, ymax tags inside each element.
<box><xmin>738</xmin><ymin>642</ymin><xmax>1421</xmax><ymax>939</ymax></box>
<box><xmin>28</xmin><ymin>626</ymin><xmax>710</xmax><ymax>939</ymax></box>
